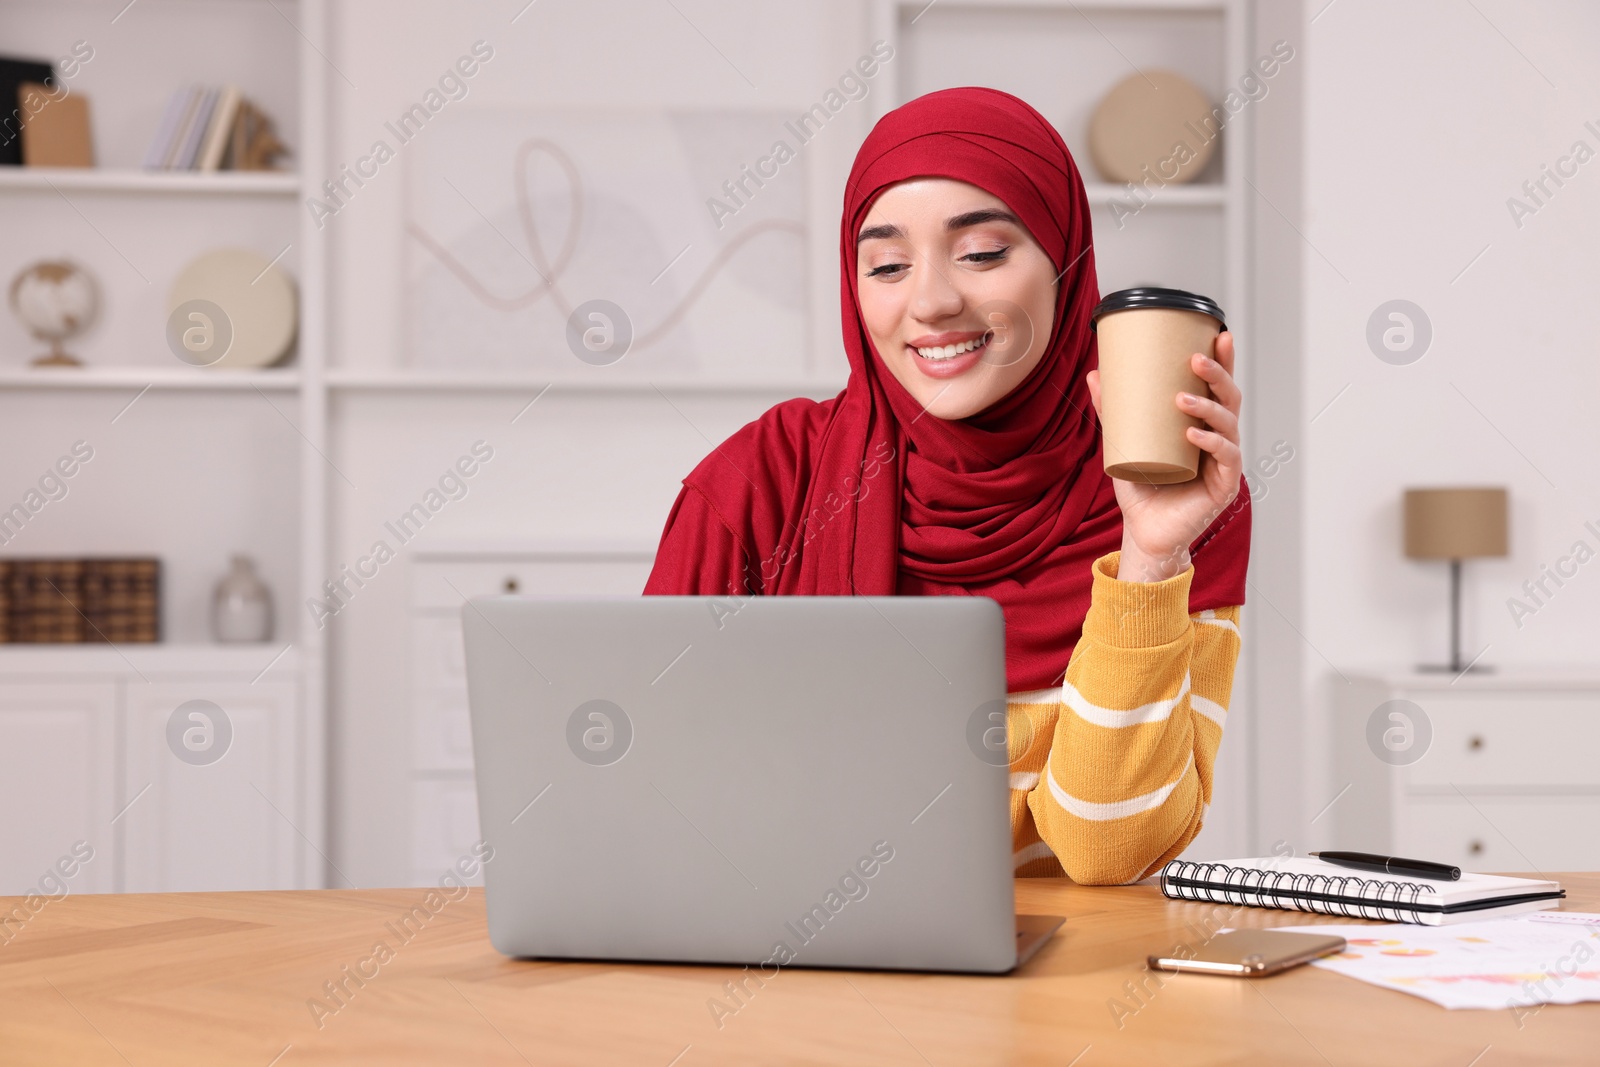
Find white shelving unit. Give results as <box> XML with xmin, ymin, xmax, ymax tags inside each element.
<box><xmin>0</xmin><ymin>0</ymin><xmax>330</xmax><ymax>892</ymax></box>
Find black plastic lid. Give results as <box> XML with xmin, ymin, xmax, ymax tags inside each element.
<box><xmin>1090</xmin><ymin>287</ymin><xmax>1226</xmax><ymax>330</ymax></box>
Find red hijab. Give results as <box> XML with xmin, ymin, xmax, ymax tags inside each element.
<box><xmin>647</xmin><ymin>87</ymin><xmax>1250</xmax><ymax>692</ymax></box>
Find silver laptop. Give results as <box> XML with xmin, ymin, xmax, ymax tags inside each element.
<box><xmin>462</xmin><ymin>594</ymin><xmax>1062</xmax><ymax>974</ymax></box>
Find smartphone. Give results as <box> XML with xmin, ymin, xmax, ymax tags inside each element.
<box><xmin>1148</xmin><ymin>930</ymin><xmax>1347</xmax><ymax>977</ymax></box>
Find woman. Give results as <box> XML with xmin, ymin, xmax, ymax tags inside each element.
<box><xmin>643</xmin><ymin>87</ymin><xmax>1250</xmax><ymax>886</ymax></box>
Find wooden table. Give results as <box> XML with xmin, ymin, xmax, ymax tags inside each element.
<box><xmin>2</xmin><ymin>874</ymin><xmax>1595</xmax><ymax>1065</ymax></box>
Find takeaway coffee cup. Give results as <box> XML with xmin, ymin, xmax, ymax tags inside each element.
<box><xmin>1090</xmin><ymin>287</ymin><xmax>1227</xmax><ymax>484</ymax></box>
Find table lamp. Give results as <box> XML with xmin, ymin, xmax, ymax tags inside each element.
<box><xmin>1403</xmin><ymin>487</ymin><xmax>1508</xmax><ymax>673</ymax></box>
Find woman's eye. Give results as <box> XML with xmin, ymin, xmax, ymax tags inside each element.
<box><xmin>961</xmin><ymin>247</ymin><xmax>1010</xmax><ymax>264</ymax></box>
<box><xmin>866</xmin><ymin>262</ymin><xmax>909</xmax><ymax>278</ymax></box>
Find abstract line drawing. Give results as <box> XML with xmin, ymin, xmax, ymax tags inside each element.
<box><xmin>404</xmin><ymin>111</ymin><xmax>810</xmax><ymax>377</ymax></box>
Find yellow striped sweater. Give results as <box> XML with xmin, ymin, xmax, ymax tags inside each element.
<box><xmin>1009</xmin><ymin>551</ymin><xmax>1242</xmax><ymax>886</ymax></box>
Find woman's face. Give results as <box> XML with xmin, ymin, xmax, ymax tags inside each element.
<box><xmin>855</xmin><ymin>178</ymin><xmax>1058</xmax><ymax>420</ymax></box>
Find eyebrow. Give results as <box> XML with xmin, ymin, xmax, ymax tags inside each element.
<box><xmin>856</xmin><ymin>209</ymin><xmax>1022</xmax><ymax>244</ymax></box>
<box><xmin>857</xmin><ymin>222</ymin><xmax>904</xmax><ymax>243</ymax></box>
<box><xmin>946</xmin><ymin>209</ymin><xmax>1020</xmax><ymax>231</ymax></box>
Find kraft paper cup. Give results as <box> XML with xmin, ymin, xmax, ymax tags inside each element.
<box><xmin>1090</xmin><ymin>288</ymin><xmax>1226</xmax><ymax>485</ymax></box>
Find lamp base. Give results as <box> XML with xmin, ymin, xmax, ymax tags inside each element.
<box><xmin>1416</xmin><ymin>663</ymin><xmax>1494</xmax><ymax>675</ymax></box>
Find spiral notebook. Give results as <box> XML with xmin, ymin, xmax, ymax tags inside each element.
<box><xmin>1160</xmin><ymin>857</ymin><xmax>1565</xmax><ymax>926</ymax></box>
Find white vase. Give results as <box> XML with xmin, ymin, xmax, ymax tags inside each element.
<box><xmin>212</xmin><ymin>555</ymin><xmax>274</xmax><ymax>643</ymax></box>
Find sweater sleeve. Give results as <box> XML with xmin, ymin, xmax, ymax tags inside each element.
<box><xmin>642</xmin><ymin>484</ymin><xmax>762</xmax><ymax>597</ymax></box>
<box><xmin>1016</xmin><ymin>551</ymin><xmax>1242</xmax><ymax>885</ymax></box>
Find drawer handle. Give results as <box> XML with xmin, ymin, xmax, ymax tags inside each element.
<box><xmin>503</xmin><ymin>576</ymin><xmax>519</xmax><ymax>593</ymax></box>
<box><xmin>1468</xmin><ymin>839</ymin><xmax>1484</xmax><ymax>855</ymax></box>
<box><xmin>1467</xmin><ymin>735</ymin><xmax>1484</xmax><ymax>751</ymax></box>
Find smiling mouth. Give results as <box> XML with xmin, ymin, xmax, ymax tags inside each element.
<box><xmin>912</xmin><ymin>331</ymin><xmax>992</xmax><ymax>361</ymax></box>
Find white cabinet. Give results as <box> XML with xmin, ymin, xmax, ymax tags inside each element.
<box><xmin>121</xmin><ymin>681</ymin><xmax>302</xmax><ymax>892</ymax></box>
<box><xmin>1334</xmin><ymin>670</ymin><xmax>1600</xmax><ymax>872</ymax></box>
<box><xmin>0</xmin><ymin>647</ymin><xmax>305</xmax><ymax>893</ymax></box>
<box><xmin>0</xmin><ymin>684</ymin><xmax>117</xmax><ymax>896</ymax></box>
<box><xmin>411</xmin><ymin>617</ymin><xmax>473</xmax><ymax>773</ymax></box>
<box><xmin>406</xmin><ymin>546</ymin><xmax>654</xmax><ymax>884</ymax></box>
<box><xmin>411</xmin><ymin>778</ymin><xmax>483</xmax><ymax>884</ymax></box>
<box><xmin>1400</xmin><ymin>796</ymin><xmax>1600</xmax><ymax>872</ymax></box>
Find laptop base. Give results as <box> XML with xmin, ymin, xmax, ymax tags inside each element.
<box><xmin>1015</xmin><ymin>914</ymin><xmax>1065</xmax><ymax>968</ymax></box>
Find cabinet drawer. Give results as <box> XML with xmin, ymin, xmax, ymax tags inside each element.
<box><xmin>1399</xmin><ymin>796</ymin><xmax>1600</xmax><ymax>873</ymax></box>
<box><xmin>1403</xmin><ymin>692</ymin><xmax>1600</xmax><ymax>788</ymax></box>
<box><xmin>411</xmin><ymin>777</ymin><xmax>483</xmax><ymax>886</ymax></box>
<box><xmin>412</xmin><ymin>617</ymin><xmax>467</xmax><ymax>690</ymax></box>
<box><xmin>412</xmin><ymin>556</ymin><xmax>654</xmax><ymax>611</ymax></box>
<box><xmin>413</xmin><ymin>686</ymin><xmax>474</xmax><ymax>771</ymax></box>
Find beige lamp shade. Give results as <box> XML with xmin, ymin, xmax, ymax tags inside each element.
<box><xmin>1403</xmin><ymin>487</ymin><xmax>1509</xmax><ymax>560</ymax></box>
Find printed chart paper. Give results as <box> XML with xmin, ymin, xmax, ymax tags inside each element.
<box><xmin>1266</xmin><ymin>913</ymin><xmax>1600</xmax><ymax>1011</ymax></box>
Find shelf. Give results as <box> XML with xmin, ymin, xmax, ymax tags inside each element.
<box><xmin>0</xmin><ymin>367</ymin><xmax>300</xmax><ymax>391</ymax></box>
<box><xmin>0</xmin><ymin>642</ymin><xmax>299</xmax><ymax>679</ymax></box>
<box><xmin>894</xmin><ymin>0</ymin><xmax>1228</xmax><ymax>12</ymax></box>
<box><xmin>415</xmin><ymin>539</ymin><xmax>657</xmax><ymax>560</ymax></box>
<box><xmin>1344</xmin><ymin>665</ymin><xmax>1600</xmax><ymax>690</ymax></box>
<box><xmin>0</xmin><ymin>168</ymin><xmax>299</xmax><ymax>196</ymax></box>
<box><xmin>325</xmin><ymin>370</ymin><xmax>848</xmax><ymax>396</ymax></box>
<box><xmin>1082</xmin><ymin>182</ymin><xmax>1227</xmax><ymax>206</ymax></box>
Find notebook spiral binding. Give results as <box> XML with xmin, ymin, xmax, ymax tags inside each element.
<box><xmin>1160</xmin><ymin>860</ymin><xmax>1430</xmax><ymax>922</ymax></box>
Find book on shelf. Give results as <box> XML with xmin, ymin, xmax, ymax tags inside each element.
<box><xmin>80</xmin><ymin>559</ymin><xmax>161</xmax><ymax>643</ymax></box>
<box><xmin>141</xmin><ymin>85</ymin><xmax>194</xmax><ymax>168</ymax></box>
<box><xmin>144</xmin><ymin>84</ymin><xmax>287</xmax><ymax>172</ymax></box>
<box><xmin>173</xmin><ymin>86</ymin><xmax>217</xmax><ymax>170</ymax></box>
<box><xmin>3</xmin><ymin>559</ymin><xmax>84</xmax><ymax>643</ymax></box>
<box><xmin>0</xmin><ymin>55</ymin><xmax>56</xmax><ymax>166</ymax></box>
<box><xmin>230</xmin><ymin>99</ymin><xmax>286</xmax><ymax>170</ymax></box>
<box><xmin>197</xmin><ymin>85</ymin><xmax>241</xmax><ymax>172</ymax></box>
<box><xmin>0</xmin><ymin>558</ymin><xmax>161</xmax><ymax>644</ymax></box>
<box><xmin>18</xmin><ymin>81</ymin><xmax>94</xmax><ymax>168</ymax></box>
<box><xmin>163</xmin><ymin>87</ymin><xmax>205</xmax><ymax>169</ymax></box>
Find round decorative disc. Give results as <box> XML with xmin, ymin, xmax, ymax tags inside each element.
<box><xmin>167</xmin><ymin>248</ymin><xmax>297</xmax><ymax>369</ymax></box>
<box><xmin>1088</xmin><ymin>70</ymin><xmax>1217</xmax><ymax>185</ymax></box>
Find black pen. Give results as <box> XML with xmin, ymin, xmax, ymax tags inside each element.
<box><xmin>1310</xmin><ymin>851</ymin><xmax>1461</xmax><ymax>881</ymax></box>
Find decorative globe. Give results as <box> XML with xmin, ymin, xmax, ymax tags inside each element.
<box><xmin>8</xmin><ymin>260</ymin><xmax>98</xmax><ymax>366</ymax></box>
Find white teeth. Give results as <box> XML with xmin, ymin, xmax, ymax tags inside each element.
<box><xmin>915</xmin><ymin>333</ymin><xmax>990</xmax><ymax>360</ymax></box>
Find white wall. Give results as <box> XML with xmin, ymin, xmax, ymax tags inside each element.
<box><xmin>1243</xmin><ymin>0</ymin><xmax>1307</xmax><ymax>853</ymax></box>
<box><xmin>1302</xmin><ymin>1</ymin><xmax>1600</xmax><ymax>823</ymax></box>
